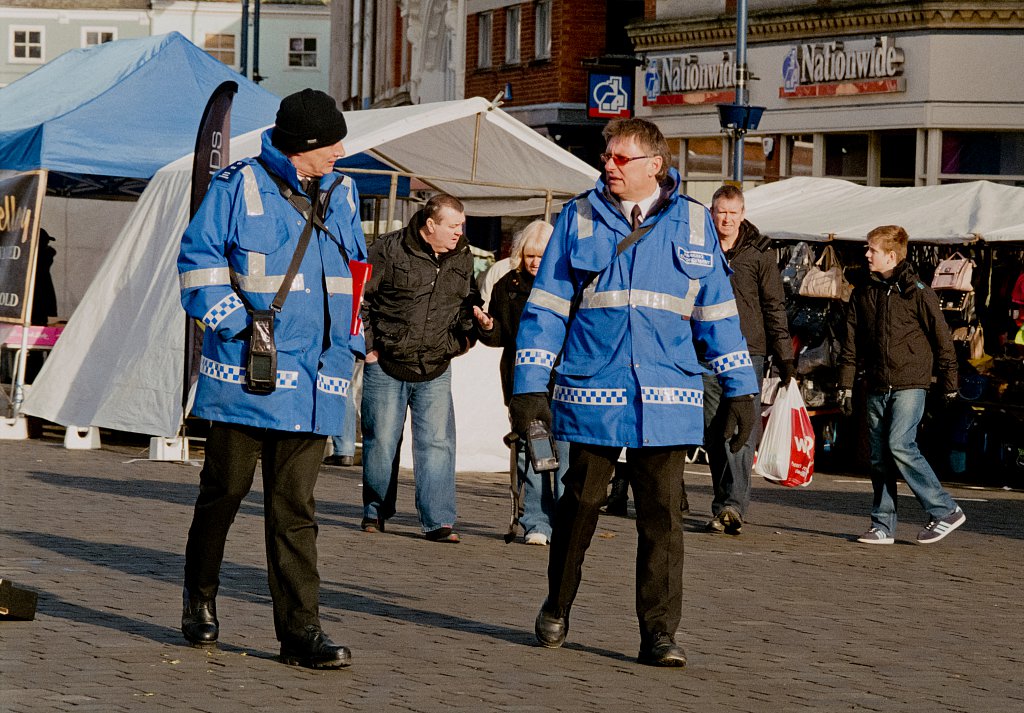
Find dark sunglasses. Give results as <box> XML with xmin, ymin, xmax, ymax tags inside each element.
<box><xmin>600</xmin><ymin>153</ymin><xmax>652</xmax><ymax>167</ymax></box>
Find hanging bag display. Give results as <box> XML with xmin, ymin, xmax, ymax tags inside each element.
<box><xmin>930</xmin><ymin>251</ymin><xmax>974</xmax><ymax>291</ymax></box>
<box><xmin>798</xmin><ymin>244</ymin><xmax>853</xmax><ymax>301</ymax></box>
<box><xmin>753</xmin><ymin>383</ymin><xmax>815</xmax><ymax>487</ymax></box>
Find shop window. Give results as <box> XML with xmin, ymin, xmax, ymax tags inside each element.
<box><xmin>825</xmin><ymin>134</ymin><xmax>868</xmax><ymax>183</ymax></box>
<box><xmin>477</xmin><ymin>12</ymin><xmax>493</xmax><ymax>69</ymax></box>
<box><xmin>535</xmin><ymin>0</ymin><xmax>551</xmax><ymax>60</ymax></box>
<box><xmin>880</xmin><ymin>130</ymin><xmax>915</xmax><ymax>187</ymax></box>
<box><xmin>685</xmin><ymin>137</ymin><xmax>725</xmax><ymax>176</ymax></box>
<box><xmin>505</xmin><ymin>6</ymin><xmax>521</xmax><ymax>65</ymax></box>
<box><xmin>941</xmin><ymin>131</ymin><xmax>1024</xmax><ymax>183</ymax></box>
<box><xmin>82</xmin><ymin>28</ymin><xmax>116</xmax><ymax>47</ymax></box>
<box><xmin>204</xmin><ymin>33</ymin><xmax>236</xmax><ymax>66</ymax></box>
<box><xmin>789</xmin><ymin>136</ymin><xmax>813</xmax><ymax>177</ymax></box>
<box><xmin>10</xmin><ymin>26</ymin><xmax>44</xmax><ymax>63</ymax></box>
<box><xmin>288</xmin><ymin>37</ymin><xmax>318</xmax><ymax>68</ymax></box>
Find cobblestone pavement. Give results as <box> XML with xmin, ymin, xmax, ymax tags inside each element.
<box><xmin>1</xmin><ymin>433</ymin><xmax>1022</xmax><ymax>713</ymax></box>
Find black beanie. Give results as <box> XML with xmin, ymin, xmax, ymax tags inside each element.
<box><xmin>271</xmin><ymin>89</ymin><xmax>348</xmax><ymax>154</ymax></box>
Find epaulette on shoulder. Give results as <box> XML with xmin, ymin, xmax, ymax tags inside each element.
<box><xmin>214</xmin><ymin>160</ymin><xmax>250</xmax><ymax>183</ymax></box>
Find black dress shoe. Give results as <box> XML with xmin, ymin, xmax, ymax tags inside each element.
<box><xmin>181</xmin><ymin>589</ymin><xmax>218</xmax><ymax>647</ymax></box>
<box><xmin>280</xmin><ymin>625</ymin><xmax>352</xmax><ymax>669</ymax></box>
<box><xmin>323</xmin><ymin>455</ymin><xmax>355</xmax><ymax>467</ymax></box>
<box><xmin>638</xmin><ymin>633</ymin><xmax>687</xmax><ymax>667</ymax></box>
<box><xmin>534</xmin><ymin>603</ymin><xmax>568</xmax><ymax>648</ymax></box>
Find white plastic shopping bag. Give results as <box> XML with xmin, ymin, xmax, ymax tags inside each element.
<box><xmin>753</xmin><ymin>383</ymin><xmax>814</xmax><ymax>487</ymax></box>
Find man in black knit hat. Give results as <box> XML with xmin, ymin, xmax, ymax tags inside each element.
<box><xmin>177</xmin><ymin>88</ymin><xmax>367</xmax><ymax>669</ymax></box>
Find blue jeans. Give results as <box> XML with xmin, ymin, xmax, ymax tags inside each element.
<box><xmin>360</xmin><ymin>362</ymin><xmax>456</xmax><ymax>532</ymax></box>
<box><xmin>331</xmin><ymin>361</ymin><xmax>362</xmax><ymax>457</ymax></box>
<box><xmin>517</xmin><ymin>439</ymin><xmax>569</xmax><ymax>539</ymax></box>
<box><xmin>702</xmin><ymin>355</ymin><xmax>764</xmax><ymax>518</ymax></box>
<box><xmin>865</xmin><ymin>388</ymin><xmax>957</xmax><ymax>534</ymax></box>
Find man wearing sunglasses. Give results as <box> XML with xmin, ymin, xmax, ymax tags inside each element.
<box><xmin>510</xmin><ymin>118</ymin><xmax>758</xmax><ymax>667</ymax></box>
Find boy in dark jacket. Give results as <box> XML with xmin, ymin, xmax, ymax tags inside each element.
<box><xmin>837</xmin><ymin>225</ymin><xmax>964</xmax><ymax>545</ymax></box>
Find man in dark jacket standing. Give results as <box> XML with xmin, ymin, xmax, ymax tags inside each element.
<box><xmin>702</xmin><ymin>185</ymin><xmax>794</xmax><ymax>536</ymax></box>
<box><xmin>837</xmin><ymin>224</ymin><xmax>964</xmax><ymax>545</ymax></box>
<box><xmin>360</xmin><ymin>193</ymin><xmax>480</xmax><ymax>542</ymax></box>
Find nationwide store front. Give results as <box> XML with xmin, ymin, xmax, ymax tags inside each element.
<box><xmin>628</xmin><ymin>2</ymin><xmax>1024</xmax><ymax>205</ymax></box>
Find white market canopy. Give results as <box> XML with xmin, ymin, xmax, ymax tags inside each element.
<box><xmin>22</xmin><ymin>98</ymin><xmax>599</xmax><ymax>471</ymax></box>
<box><xmin>745</xmin><ymin>177</ymin><xmax>1024</xmax><ymax>244</ymax></box>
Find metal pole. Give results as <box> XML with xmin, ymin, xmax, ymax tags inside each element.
<box><xmin>733</xmin><ymin>0</ymin><xmax>749</xmax><ymax>183</ymax></box>
<box><xmin>240</xmin><ymin>0</ymin><xmax>249</xmax><ymax>78</ymax></box>
<box><xmin>252</xmin><ymin>0</ymin><xmax>262</xmax><ymax>83</ymax></box>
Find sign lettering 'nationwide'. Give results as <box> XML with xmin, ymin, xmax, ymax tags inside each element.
<box><xmin>643</xmin><ymin>51</ymin><xmax>737</xmax><ymax>106</ymax></box>
<box><xmin>781</xmin><ymin>36</ymin><xmax>905</xmax><ymax>98</ymax></box>
<box><xmin>0</xmin><ymin>171</ymin><xmax>47</xmax><ymax>324</ymax></box>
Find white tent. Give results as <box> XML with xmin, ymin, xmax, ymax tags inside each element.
<box><xmin>22</xmin><ymin>98</ymin><xmax>599</xmax><ymax>472</ymax></box>
<box><xmin>745</xmin><ymin>177</ymin><xmax>1024</xmax><ymax>244</ymax></box>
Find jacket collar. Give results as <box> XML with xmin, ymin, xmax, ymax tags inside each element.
<box><xmin>868</xmin><ymin>259</ymin><xmax>920</xmax><ymax>295</ymax></box>
<box><xmin>593</xmin><ymin>168</ymin><xmax>682</xmax><ymax>229</ymax></box>
<box><xmin>258</xmin><ymin>130</ymin><xmax>313</xmax><ymax>195</ymax></box>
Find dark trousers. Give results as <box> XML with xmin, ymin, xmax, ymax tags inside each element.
<box><xmin>547</xmin><ymin>443</ymin><xmax>687</xmax><ymax>645</ymax></box>
<box><xmin>183</xmin><ymin>422</ymin><xmax>326</xmax><ymax>641</ymax></box>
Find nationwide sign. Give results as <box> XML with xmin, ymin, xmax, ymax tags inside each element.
<box><xmin>780</xmin><ymin>35</ymin><xmax>906</xmax><ymax>98</ymax></box>
<box><xmin>642</xmin><ymin>51</ymin><xmax>737</xmax><ymax>106</ymax></box>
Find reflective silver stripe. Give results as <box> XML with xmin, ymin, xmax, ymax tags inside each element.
<box><xmin>575</xmin><ymin>197</ymin><xmax>594</xmax><ymax>239</ymax></box>
<box><xmin>528</xmin><ymin>287</ymin><xmax>572</xmax><ymax>317</ymax></box>
<box><xmin>235</xmin><ymin>272</ymin><xmax>306</xmax><ymax>293</ymax></box>
<box><xmin>581</xmin><ymin>288</ymin><xmax>691</xmax><ymax>318</ymax></box>
<box><xmin>326</xmin><ymin>277</ymin><xmax>353</xmax><ymax>295</ymax></box>
<box><xmin>249</xmin><ymin>252</ymin><xmax>266</xmax><ymax>277</ymax></box>
<box><xmin>710</xmin><ymin>350</ymin><xmax>753</xmax><ymax>374</ymax></box>
<box><xmin>180</xmin><ymin>267</ymin><xmax>231</xmax><ymax>289</ymax></box>
<box><xmin>339</xmin><ymin>175</ymin><xmax>356</xmax><ymax>213</ymax></box>
<box><xmin>552</xmin><ymin>385</ymin><xmax>627</xmax><ymax>405</ymax></box>
<box><xmin>202</xmin><ymin>293</ymin><xmax>244</xmax><ymax>329</ymax></box>
<box><xmin>241</xmin><ymin>165</ymin><xmax>264</xmax><ymax>216</ymax></box>
<box><xmin>641</xmin><ymin>387</ymin><xmax>703</xmax><ymax>406</ymax></box>
<box><xmin>688</xmin><ymin>201</ymin><xmax>705</xmax><ymax>246</ymax></box>
<box><xmin>199</xmin><ymin>355</ymin><xmax>299</xmax><ymax>389</ymax></box>
<box><xmin>691</xmin><ymin>298</ymin><xmax>738</xmax><ymax>322</ymax></box>
<box><xmin>515</xmin><ymin>348</ymin><xmax>556</xmax><ymax>369</ymax></box>
<box><xmin>316</xmin><ymin>373</ymin><xmax>350</xmax><ymax>396</ymax></box>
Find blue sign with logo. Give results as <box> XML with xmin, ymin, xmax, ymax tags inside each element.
<box><xmin>588</xmin><ymin>72</ymin><xmax>633</xmax><ymax>119</ymax></box>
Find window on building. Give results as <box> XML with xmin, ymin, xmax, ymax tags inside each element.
<box><xmin>204</xmin><ymin>33</ymin><xmax>236</xmax><ymax>66</ymax></box>
<box><xmin>824</xmin><ymin>133</ymin><xmax>869</xmax><ymax>184</ymax></box>
<box><xmin>505</xmin><ymin>6</ymin><xmax>521</xmax><ymax>65</ymax></box>
<box><xmin>788</xmin><ymin>136</ymin><xmax>814</xmax><ymax>177</ymax></box>
<box><xmin>477</xmin><ymin>12</ymin><xmax>493</xmax><ymax>68</ymax></box>
<box><xmin>82</xmin><ymin>28</ymin><xmax>116</xmax><ymax>47</ymax></box>
<box><xmin>288</xmin><ymin>37</ymin><xmax>318</xmax><ymax>68</ymax></box>
<box><xmin>941</xmin><ymin>131</ymin><xmax>1024</xmax><ymax>185</ymax></box>
<box><xmin>535</xmin><ymin>0</ymin><xmax>551</xmax><ymax>60</ymax></box>
<box><xmin>10</xmin><ymin>27</ymin><xmax>44</xmax><ymax>63</ymax></box>
<box><xmin>879</xmin><ymin>130</ymin><xmax>916</xmax><ymax>187</ymax></box>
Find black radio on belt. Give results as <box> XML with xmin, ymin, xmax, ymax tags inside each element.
<box><xmin>246</xmin><ymin>309</ymin><xmax>278</xmax><ymax>394</ymax></box>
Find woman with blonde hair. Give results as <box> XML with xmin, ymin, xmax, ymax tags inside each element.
<box><xmin>475</xmin><ymin>220</ymin><xmax>568</xmax><ymax>545</ymax></box>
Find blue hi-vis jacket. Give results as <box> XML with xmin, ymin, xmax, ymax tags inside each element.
<box><xmin>513</xmin><ymin>169</ymin><xmax>757</xmax><ymax>448</ymax></box>
<box><xmin>177</xmin><ymin>131</ymin><xmax>367</xmax><ymax>434</ymax></box>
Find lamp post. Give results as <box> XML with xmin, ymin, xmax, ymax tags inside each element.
<box><xmin>716</xmin><ymin>0</ymin><xmax>764</xmax><ymax>184</ymax></box>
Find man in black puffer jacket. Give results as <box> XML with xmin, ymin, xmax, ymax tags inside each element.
<box><xmin>838</xmin><ymin>224</ymin><xmax>963</xmax><ymax>546</ymax></box>
<box><xmin>360</xmin><ymin>193</ymin><xmax>481</xmax><ymax>543</ymax></box>
<box><xmin>701</xmin><ymin>184</ymin><xmax>795</xmax><ymax>536</ymax></box>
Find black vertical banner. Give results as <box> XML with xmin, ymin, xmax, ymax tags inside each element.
<box><xmin>0</xmin><ymin>170</ymin><xmax>46</xmax><ymax>325</ymax></box>
<box><xmin>183</xmin><ymin>81</ymin><xmax>238</xmax><ymax>417</ymax></box>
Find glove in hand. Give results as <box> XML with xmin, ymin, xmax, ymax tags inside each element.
<box><xmin>839</xmin><ymin>389</ymin><xmax>854</xmax><ymax>418</ymax></box>
<box><xmin>722</xmin><ymin>394</ymin><xmax>756</xmax><ymax>454</ymax></box>
<box><xmin>509</xmin><ymin>392</ymin><xmax>552</xmax><ymax>440</ymax></box>
<box><xmin>778</xmin><ymin>359</ymin><xmax>796</xmax><ymax>385</ymax></box>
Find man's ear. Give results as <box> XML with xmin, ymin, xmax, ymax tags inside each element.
<box><xmin>649</xmin><ymin>156</ymin><xmax>663</xmax><ymax>179</ymax></box>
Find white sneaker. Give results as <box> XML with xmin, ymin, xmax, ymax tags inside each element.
<box><xmin>525</xmin><ymin>532</ymin><xmax>549</xmax><ymax>546</ymax></box>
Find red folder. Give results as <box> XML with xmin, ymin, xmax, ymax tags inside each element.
<box><xmin>349</xmin><ymin>260</ymin><xmax>372</xmax><ymax>335</ymax></box>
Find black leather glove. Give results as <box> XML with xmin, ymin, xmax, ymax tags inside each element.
<box><xmin>509</xmin><ymin>392</ymin><xmax>552</xmax><ymax>440</ymax></box>
<box><xmin>839</xmin><ymin>389</ymin><xmax>854</xmax><ymax>418</ymax></box>
<box><xmin>778</xmin><ymin>359</ymin><xmax>796</xmax><ymax>385</ymax></box>
<box><xmin>722</xmin><ymin>394</ymin><xmax>756</xmax><ymax>454</ymax></box>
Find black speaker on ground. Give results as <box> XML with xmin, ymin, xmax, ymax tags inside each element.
<box><xmin>0</xmin><ymin>579</ymin><xmax>38</xmax><ymax>620</ymax></box>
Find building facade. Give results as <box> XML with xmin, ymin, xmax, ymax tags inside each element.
<box><xmin>630</xmin><ymin>1</ymin><xmax>1024</xmax><ymax>203</ymax></box>
<box><xmin>1</xmin><ymin>0</ymin><xmax>330</xmax><ymax>97</ymax></box>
